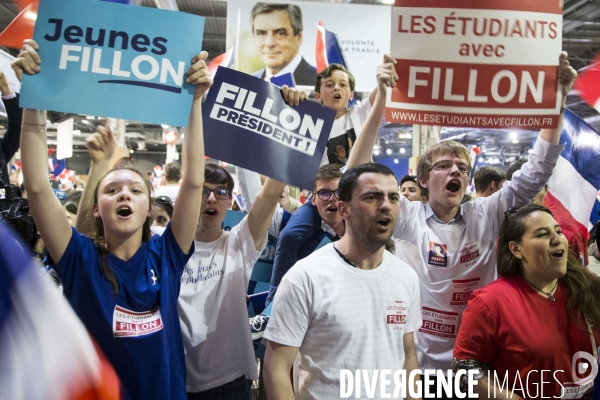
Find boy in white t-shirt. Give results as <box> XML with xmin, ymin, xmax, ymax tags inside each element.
<box><xmin>179</xmin><ymin>163</ymin><xmax>286</xmax><ymax>399</ymax></box>
<box><xmin>263</xmin><ymin>163</ymin><xmax>422</xmax><ymax>400</ymax></box>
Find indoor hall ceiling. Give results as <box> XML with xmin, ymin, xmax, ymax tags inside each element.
<box><xmin>0</xmin><ymin>0</ymin><xmax>599</xmax><ymax>167</ymax></box>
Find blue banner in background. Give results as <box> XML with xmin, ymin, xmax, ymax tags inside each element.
<box><xmin>20</xmin><ymin>0</ymin><xmax>204</xmax><ymax>127</ymax></box>
<box><xmin>203</xmin><ymin>67</ymin><xmax>335</xmax><ymax>190</ymax></box>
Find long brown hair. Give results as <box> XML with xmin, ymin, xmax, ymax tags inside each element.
<box><xmin>498</xmin><ymin>204</ymin><xmax>600</xmax><ymax>329</ymax></box>
<box><xmin>91</xmin><ymin>164</ymin><xmax>153</xmax><ymax>295</ymax></box>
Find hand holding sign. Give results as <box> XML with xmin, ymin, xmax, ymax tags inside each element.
<box><xmin>11</xmin><ymin>39</ymin><xmax>41</xmax><ymax>81</ymax></box>
<box><xmin>280</xmin><ymin>85</ymin><xmax>308</xmax><ymax>107</ymax></box>
<box><xmin>376</xmin><ymin>54</ymin><xmax>398</xmax><ymax>94</ymax></box>
<box><xmin>187</xmin><ymin>51</ymin><xmax>213</xmax><ymax>99</ymax></box>
<box><xmin>558</xmin><ymin>51</ymin><xmax>577</xmax><ymax>97</ymax></box>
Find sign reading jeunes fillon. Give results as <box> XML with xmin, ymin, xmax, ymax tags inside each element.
<box><xmin>203</xmin><ymin>67</ymin><xmax>335</xmax><ymax>190</ymax></box>
<box><xmin>20</xmin><ymin>0</ymin><xmax>204</xmax><ymax>127</ymax></box>
<box><xmin>387</xmin><ymin>0</ymin><xmax>563</xmax><ymax>129</ymax></box>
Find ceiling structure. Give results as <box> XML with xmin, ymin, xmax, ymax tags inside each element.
<box><xmin>0</xmin><ymin>0</ymin><xmax>599</xmax><ymax>168</ymax></box>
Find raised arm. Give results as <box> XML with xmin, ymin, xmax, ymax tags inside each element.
<box><xmin>539</xmin><ymin>51</ymin><xmax>577</xmax><ymax>145</ymax></box>
<box><xmin>170</xmin><ymin>51</ymin><xmax>212</xmax><ymax>253</ymax></box>
<box><xmin>76</xmin><ymin>121</ymin><xmax>115</xmax><ymax>236</ymax></box>
<box><xmin>247</xmin><ymin>177</ymin><xmax>286</xmax><ymax>249</ymax></box>
<box><xmin>264</xmin><ymin>341</ymin><xmax>298</xmax><ymax>400</ymax></box>
<box><xmin>346</xmin><ymin>56</ymin><xmax>397</xmax><ymax>168</ymax></box>
<box><xmin>13</xmin><ymin>40</ymin><xmax>72</xmax><ymax>262</ymax></box>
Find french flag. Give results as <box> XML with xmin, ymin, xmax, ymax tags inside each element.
<box><xmin>574</xmin><ymin>52</ymin><xmax>600</xmax><ymax>112</ymax></box>
<box><xmin>0</xmin><ymin>223</ymin><xmax>120</xmax><ymax>399</ymax></box>
<box><xmin>544</xmin><ymin>109</ymin><xmax>600</xmax><ymax>264</ymax></box>
<box><xmin>315</xmin><ymin>22</ymin><xmax>347</xmax><ymax>72</ymax></box>
<box><xmin>207</xmin><ymin>41</ymin><xmax>237</xmax><ymax>79</ymax></box>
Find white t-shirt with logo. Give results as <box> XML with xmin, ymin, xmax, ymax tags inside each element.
<box><xmin>178</xmin><ymin>217</ymin><xmax>267</xmax><ymax>392</ymax></box>
<box><xmin>392</xmin><ymin>136</ymin><xmax>564</xmax><ymax>372</ymax></box>
<box><xmin>321</xmin><ymin>98</ymin><xmax>372</xmax><ymax>166</ymax></box>
<box><xmin>264</xmin><ymin>244</ymin><xmax>421</xmax><ymax>399</ymax></box>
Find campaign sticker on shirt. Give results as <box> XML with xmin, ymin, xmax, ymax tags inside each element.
<box><xmin>113</xmin><ymin>305</ymin><xmax>163</xmax><ymax>338</ymax></box>
<box><xmin>451</xmin><ymin>278</ymin><xmax>480</xmax><ymax>305</ymax></box>
<box><xmin>428</xmin><ymin>242</ymin><xmax>448</xmax><ymax>267</ymax></box>
<box><xmin>419</xmin><ymin>306</ymin><xmax>458</xmax><ymax>338</ymax></box>
<box><xmin>385</xmin><ymin>300</ymin><xmax>408</xmax><ymax>325</ymax></box>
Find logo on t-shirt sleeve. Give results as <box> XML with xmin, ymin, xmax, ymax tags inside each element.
<box><xmin>428</xmin><ymin>242</ymin><xmax>448</xmax><ymax>267</ymax></box>
<box><xmin>113</xmin><ymin>305</ymin><xmax>163</xmax><ymax>337</ymax></box>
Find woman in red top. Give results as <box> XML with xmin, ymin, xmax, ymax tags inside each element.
<box><xmin>453</xmin><ymin>204</ymin><xmax>600</xmax><ymax>400</ymax></box>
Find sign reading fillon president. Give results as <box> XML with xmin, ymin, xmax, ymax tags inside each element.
<box><xmin>20</xmin><ymin>0</ymin><xmax>205</xmax><ymax>127</ymax></box>
<box><xmin>387</xmin><ymin>0</ymin><xmax>563</xmax><ymax>129</ymax></box>
<box><xmin>203</xmin><ymin>68</ymin><xmax>335</xmax><ymax>190</ymax></box>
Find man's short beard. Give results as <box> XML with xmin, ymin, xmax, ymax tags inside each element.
<box><xmin>347</xmin><ymin>213</ymin><xmax>395</xmax><ymax>254</ymax></box>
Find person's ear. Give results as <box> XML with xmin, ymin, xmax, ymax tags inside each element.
<box><xmin>349</xmin><ymin>90</ymin><xmax>355</xmax><ymax>103</ymax></box>
<box><xmin>297</xmin><ymin>31</ymin><xmax>303</xmax><ymax>46</ymax></box>
<box><xmin>93</xmin><ymin>204</ymin><xmax>101</xmax><ymax>218</ymax></box>
<box><xmin>419</xmin><ymin>177</ymin><xmax>429</xmax><ymax>189</ymax></box>
<box><xmin>311</xmin><ymin>194</ymin><xmax>317</xmax><ymax>206</ymax></box>
<box><xmin>314</xmin><ymin>92</ymin><xmax>323</xmax><ymax>104</ymax></box>
<box><xmin>508</xmin><ymin>241</ymin><xmax>522</xmax><ymax>259</ymax></box>
<box><xmin>338</xmin><ymin>200</ymin><xmax>349</xmax><ymax>220</ymax></box>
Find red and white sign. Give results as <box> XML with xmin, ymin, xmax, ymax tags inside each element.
<box><xmin>113</xmin><ymin>305</ymin><xmax>163</xmax><ymax>338</ymax></box>
<box><xmin>419</xmin><ymin>306</ymin><xmax>458</xmax><ymax>338</ymax></box>
<box><xmin>387</xmin><ymin>0</ymin><xmax>563</xmax><ymax>129</ymax></box>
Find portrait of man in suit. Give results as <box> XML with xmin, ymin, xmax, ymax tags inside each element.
<box><xmin>250</xmin><ymin>3</ymin><xmax>317</xmax><ymax>86</ymax></box>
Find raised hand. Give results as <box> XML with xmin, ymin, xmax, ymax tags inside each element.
<box><xmin>376</xmin><ymin>54</ymin><xmax>398</xmax><ymax>94</ymax></box>
<box><xmin>11</xmin><ymin>39</ymin><xmax>41</xmax><ymax>81</ymax></box>
<box><xmin>187</xmin><ymin>51</ymin><xmax>213</xmax><ymax>98</ymax></box>
<box><xmin>86</xmin><ymin>119</ymin><xmax>116</xmax><ymax>164</ymax></box>
<box><xmin>280</xmin><ymin>85</ymin><xmax>308</xmax><ymax>107</ymax></box>
<box><xmin>557</xmin><ymin>51</ymin><xmax>577</xmax><ymax>96</ymax></box>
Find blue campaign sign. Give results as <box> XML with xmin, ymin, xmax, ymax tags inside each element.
<box><xmin>20</xmin><ymin>0</ymin><xmax>204</xmax><ymax>127</ymax></box>
<box><xmin>203</xmin><ymin>67</ymin><xmax>336</xmax><ymax>190</ymax></box>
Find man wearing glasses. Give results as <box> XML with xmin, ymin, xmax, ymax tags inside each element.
<box><xmin>250</xmin><ymin>164</ymin><xmax>345</xmax><ymax>339</ymax></box>
<box><xmin>392</xmin><ymin>53</ymin><xmax>577</xmax><ymax>396</ymax></box>
<box><xmin>179</xmin><ymin>163</ymin><xmax>286</xmax><ymax>399</ymax></box>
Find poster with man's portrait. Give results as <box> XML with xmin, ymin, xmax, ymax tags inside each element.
<box><xmin>226</xmin><ymin>0</ymin><xmax>390</xmax><ymax>92</ymax></box>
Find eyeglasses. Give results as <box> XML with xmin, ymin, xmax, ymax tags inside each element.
<box><xmin>202</xmin><ymin>188</ymin><xmax>232</xmax><ymax>200</ymax></box>
<box><xmin>154</xmin><ymin>195</ymin><xmax>173</xmax><ymax>206</ymax></box>
<box><xmin>428</xmin><ymin>160</ymin><xmax>471</xmax><ymax>175</ymax></box>
<box><xmin>314</xmin><ymin>189</ymin><xmax>339</xmax><ymax>201</ymax></box>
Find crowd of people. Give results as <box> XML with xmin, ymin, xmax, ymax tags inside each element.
<box><xmin>1</xmin><ymin>27</ymin><xmax>599</xmax><ymax>400</ymax></box>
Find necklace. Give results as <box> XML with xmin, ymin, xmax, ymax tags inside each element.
<box><xmin>520</xmin><ymin>275</ymin><xmax>559</xmax><ymax>302</ymax></box>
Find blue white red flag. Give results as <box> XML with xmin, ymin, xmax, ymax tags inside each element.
<box><xmin>545</xmin><ymin>110</ymin><xmax>600</xmax><ymax>263</ymax></box>
<box><xmin>0</xmin><ymin>223</ymin><xmax>120</xmax><ymax>399</ymax></box>
<box><xmin>574</xmin><ymin>52</ymin><xmax>600</xmax><ymax>112</ymax></box>
<box><xmin>315</xmin><ymin>22</ymin><xmax>346</xmax><ymax>72</ymax></box>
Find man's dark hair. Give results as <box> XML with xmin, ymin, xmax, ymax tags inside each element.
<box><xmin>339</xmin><ymin>163</ymin><xmax>398</xmax><ymax>202</ymax></box>
<box><xmin>251</xmin><ymin>3</ymin><xmax>303</xmax><ymax>36</ymax></box>
<box><xmin>474</xmin><ymin>166</ymin><xmax>506</xmax><ymax>193</ymax></box>
<box><xmin>315</xmin><ymin>63</ymin><xmax>356</xmax><ymax>93</ymax></box>
<box><xmin>400</xmin><ymin>174</ymin><xmax>417</xmax><ymax>186</ymax></box>
<box><xmin>164</xmin><ymin>162</ymin><xmax>182</xmax><ymax>183</ymax></box>
<box><xmin>205</xmin><ymin>163</ymin><xmax>234</xmax><ymax>193</ymax></box>
<box><xmin>505</xmin><ymin>159</ymin><xmax>527</xmax><ymax>181</ymax></box>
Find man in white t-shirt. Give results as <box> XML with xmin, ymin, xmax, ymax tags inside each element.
<box><xmin>178</xmin><ymin>163</ymin><xmax>286</xmax><ymax>399</ymax></box>
<box><xmin>391</xmin><ymin>52</ymin><xmax>577</xmax><ymax>389</ymax></box>
<box><xmin>263</xmin><ymin>163</ymin><xmax>422</xmax><ymax>399</ymax></box>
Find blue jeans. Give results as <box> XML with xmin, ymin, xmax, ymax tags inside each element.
<box><xmin>187</xmin><ymin>376</ymin><xmax>250</xmax><ymax>400</ymax></box>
